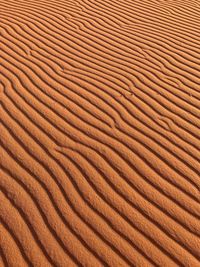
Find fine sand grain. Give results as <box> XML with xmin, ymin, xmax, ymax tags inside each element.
<box><xmin>0</xmin><ymin>0</ymin><xmax>200</xmax><ymax>266</ymax></box>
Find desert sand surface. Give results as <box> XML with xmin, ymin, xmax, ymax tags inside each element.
<box><xmin>0</xmin><ymin>0</ymin><xmax>200</xmax><ymax>266</ymax></box>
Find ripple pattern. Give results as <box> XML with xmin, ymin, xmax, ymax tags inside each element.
<box><xmin>0</xmin><ymin>0</ymin><xmax>200</xmax><ymax>266</ymax></box>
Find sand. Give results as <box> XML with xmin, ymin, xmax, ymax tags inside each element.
<box><xmin>0</xmin><ymin>0</ymin><xmax>200</xmax><ymax>266</ymax></box>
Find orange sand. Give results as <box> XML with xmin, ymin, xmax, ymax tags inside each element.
<box><xmin>0</xmin><ymin>0</ymin><xmax>200</xmax><ymax>266</ymax></box>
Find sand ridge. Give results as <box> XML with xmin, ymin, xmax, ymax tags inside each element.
<box><xmin>0</xmin><ymin>0</ymin><xmax>200</xmax><ymax>266</ymax></box>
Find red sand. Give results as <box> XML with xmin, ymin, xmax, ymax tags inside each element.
<box><xmin>0</xmin><ymin>0</ymin><xmax>200</xmax><ymax>266</ymax></box>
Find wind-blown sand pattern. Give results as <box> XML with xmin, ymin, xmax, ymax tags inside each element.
<box><xmin>0</xmin><ymin>0</ymin><xmax>200</xmax><ymax>266</ymax></box>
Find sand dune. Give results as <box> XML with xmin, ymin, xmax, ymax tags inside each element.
<box><xmin>0</xmin><ymin>0</ymin><xmax>200</xmax><ymax>266</ymax></box>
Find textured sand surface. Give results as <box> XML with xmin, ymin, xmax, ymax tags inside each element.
<box><xmin>0</xmin><ymin>0</ymin><xmax>200</xmax><ymax>266</ymax></box>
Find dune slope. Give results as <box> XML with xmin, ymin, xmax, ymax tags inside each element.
<box><xmin>0</xmin><ymin>0</ymin><xmax>200</xmax><ymax>266</ymax></box>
